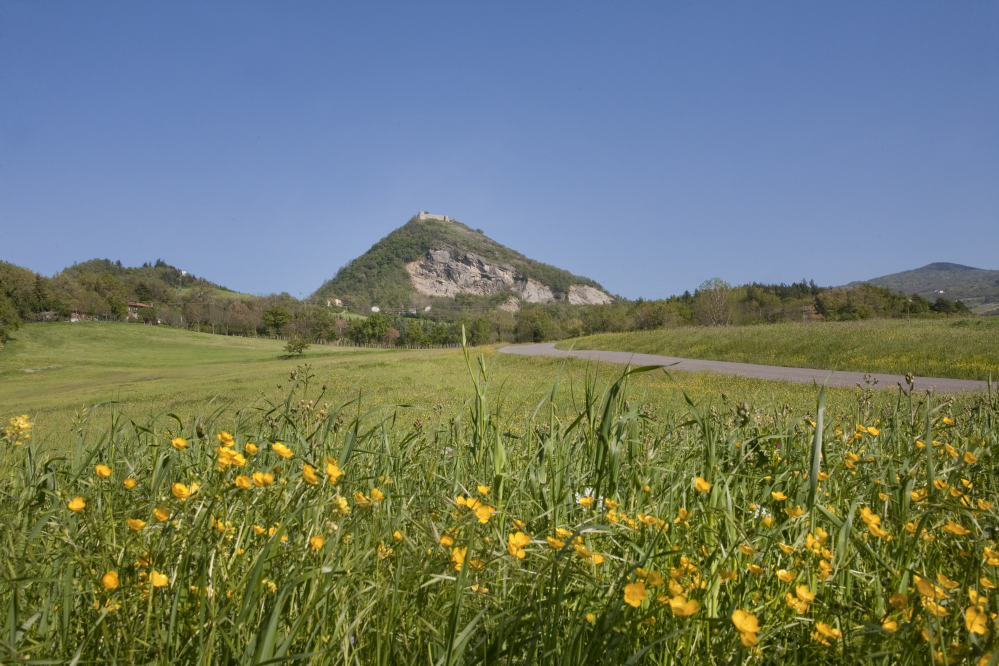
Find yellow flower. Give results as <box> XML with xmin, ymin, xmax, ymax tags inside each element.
<box><xmin>911</xmin><ymin>488</ymin><xmax>928</xmax><ymax>502</ymax></box>
<box><xmin>817</xmin><ymin>471</ymin><xmax>830</xmax><ymax>481</ymax></box>
<box><xmin>310</xmin><ymin>535</ymin><xmax>324</xmax><ymax>552</ymax></box>
<box><xmin>67</xmin><ymin>497</ymin><xmax>85</xmax><ymax>512</ymax></box>
<box><xmin>868</xmin><ymin>523</ymin><xmax>889</xmax><ymax>539</ymax></box>
<box><xmin>172</xmin><ymin>483</ymin><xmax>197</xmax><ymax>500</ymax></box>
<box><xmin>777</xmin><ymin>569</ymin><xmax>797</xmax><ymax>583</ymax></box>
<box><xmin>547</xmin><ymin>536</ymin><xmax>565</xmax><ymax>549</ymax></box>
<box><xmin>925</xmin><ymin>600</ymin><xmax>949</xmax><ymax>617</ymax></box>
<box><xmin>586</xmin><ymin>612</ymin><xmax>595</xmax><ymax>623</ymax></box>
<box><xmin>814</xmin><ymin>621</ymin><xmax>842</xmax><ymax>640</ymax></box>
<box><xmin>964</xmin><ymin>451</ymin><xmax>979</xmax><ymax>464</ymax></box>
<box><xmin>245</xmin><ymin>442</ymin><xmax>258</xmax><ymax>455</ymax></box>
<box><xmin>507</xmin><ymin>531</ymin><xmax>531</xmax><ymax>559</ymax></box>
<box><xmin>102</xmin><ymin>571</ymin><xmax>119</xmax><ymax>590</ymax></box>
<box><xmin>326</xmin><ymin>460</ymin><xmax>343</xmax><ymax>484</ymax></box>
<box><xmin>867</xmin><ymin>426</ymin><xmax>880</xmax><ymax>436</ymax></box>
<box><xmin>739</xmin><ymin>544</ymin><xmax>757</xmax><ymax>555</ymax></box>
<box><xmin>95</xmin><ymin>464</ymin><xmax>112</xmax><ymax>478</ymax></box>
<box><xmin>440</xmin><ymin>535</ymin><xmax>454</xmax><ymax>547</ymax></box>
<box><xmin>451</xmin><ymin>546</ymin><xmax>467</xmax><ymax>571</ymax></box>
<box><xmin>890</xmin><ymin>593</ymin><xmax>908</xmax><ymax>609</ymax></box>
<box><xmin>354</xmin><ymin>491</ymin><xmax>371</xmax><ymax>508</ymax></box>
<box><xmin>977</xmin><ymin>499</ymin><xmax>993</xmax><ymax>511</ymax></box>
<box><xmin>669</xmin><ymin>595</ymin><xmax>699</xmax><ymax>617</ymax></box>
<box><xmin>123</xmin><ymin>478</ymin><xmax>136</xmax><ymax>489</ymax></box>
<box><xmin>937</xmin><ymin>573</ymin><xmax>960</xmax><ymax>589</ymax></box>
<box><xmin>732</xmin><ymin>609</ymin><xmax>759</xmax><ymax>634</ymax></box>
<box><xmin>579</xmin><ymin>496</ymin><xmax>594</xmax><ymax>508</ymax></box>
<box><xmin>150</xmin><ymin>571</ymin><xmax>168</xmax><ymax>587</ymax></box>
<box><xmin>302</xmin><ymin>464</ymin><xmax>319</xmax><ymax>485</ymax></box>
<box><xmin>881</xmin><ymin>618</ymin><xmax>897</xmax><ymax>633</ymax></box>
<box><xmin>675</xmin><ymin>507</ymin><xmax>691</xmax><ymax>523</ymax></box>
<box><xmin>943</xmin><ymin>520</ymin><xmax>971</xmax><ymax>536</ymax></box>
<box><xmin>982</xmin><ymin>577</ymin><xmax>997</xmax><ymax>590</ymax></box>
<box><xmin>778</xmin><ymin>543</ymin><xmax>795</xmax><ymax>554</ymax></box>
<box><xmin>934</xmin><ymin>479</ymin><xmax>949</xmax><ymax>491</ymax></box>
<box><xmin>393</xmin><ymin>530</ymin><xmax>403</xmax><ymax>541</ymax></box>
<box><xmin>171</xmin><ymin>437</ymin><xmax>187</xmax><ymax>451</ymax></box>
<box><xmin>477</xmin><ymin>485</ymin><xmax>490</xmax><ymax>495</ymax></box>
<box><xmin>746</xmin><ymin>563</ymin><xmax>763</xmax><ymax>575</ymax></box>
<box><xmin>904</xmin><ymin>522</ymin><xmax>917</xmax><ymax>534</ymax></box>
<box><xmin>474</xmin><ymin>504</ymin><xmax>494</xmax><ymax>524</ymax></box>
<box><xmin>771</xmin><ymin>491</ymin><xmax>787</xmax><ymax>501</ymax></box>
<box><xmin>761</xmin><ymin>515</ymin><xmax>774</xmax><ymax>527</ymax></box>
<box><xmin>739</xmin><ymin>631</ymin><xmax>758</xmax><ymax>647</ymax></box>
<box><xmin>253</xmin><ymin>525</ymin><xmax>266</xmax><ymax>536</ymax></box>
<box><xmin>234</xmin><ymin>475</ymin><xmax>251</xmax><ymax>490</ymax></box>
<box><xmin>272</xmin><ymin>443</ymin><xmax>293</xmax><ymax>458</ymax></box>
<box><xmin>860</xmin><ymin>507</ymin><xmax>880</xmax><ymax>526</ymax></box>
<box><xmin>371</xmin><ymin>488</ymin><xmax>385</xmax><ymax>502</ymax></box>
<box><xmin>217</xmin><ymin>431</ymin><xmax>234</xmax><ymax>446</ymax></box>
<box><xmin>796</xmin><ymin>585</ymin><xmax>815</xmax><ymax>602</ymax></box>
<box><xmin>252</xmin><ymin>472</ymin><xmax>274</xmax><ymax>487</ymax></box>
<box><xmin>127</xmin><ymin>518</ymin><xmax>146</xmax><ymax>531</ymax></box>
<box><xmin>915</xmin><ymin>576</ymin><xmax>948</xmax><ymax>600</ymax></box>
<box><xmin>942</xmin><ymin>417</ymin><xmax>954</xmax><ymax>425</ymax></box>
<box><xmin>694</xmin><ymin>477</ymin><xmax>711</xmax><ymax>493</ymax></box>
<box><xmin>878</xmin><ymin>492</ymin><xmax>889</xmax><ymax>501</ymax></box>
<box><xmin>623</xmin><ymin>581</ymin><xmax>648</xmax><ymax>608</ymax></box>
<box><xmin>153</xmin><ymin>508</ymin><xmax>170</xmax><ymax>522</ymax></box>
<box><xmin>785</xmin><ymin>506</ymin><xmax>803</xmax><ymax>518</ymax></box>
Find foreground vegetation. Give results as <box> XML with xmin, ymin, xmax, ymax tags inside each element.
<box><xmin>556</xmin><ymin>319</ymin><xmax>999</xmax><ymax>382</ymax></box>
<box><xmin>2</xmin><ymin>330</ymin><xmax>997</xmax><ymax>664</ymax></box>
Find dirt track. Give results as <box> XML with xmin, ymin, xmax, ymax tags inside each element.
<box><xmin>498</xmin><ymin>343</ymin><xmax>993</xmax><ymax>393</ymax></box>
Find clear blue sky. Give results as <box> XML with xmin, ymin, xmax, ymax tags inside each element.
<box><xmin>2</xmin><ymin>2</ymin><xmax>997</xmax><ymax>299</ymax></box>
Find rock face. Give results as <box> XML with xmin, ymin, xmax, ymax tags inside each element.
<box><xmin>405</xmin><ymin>245</ymin><xmax>613</xmax><ymax>305</ymax></box>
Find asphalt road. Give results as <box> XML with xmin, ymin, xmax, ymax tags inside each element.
<box><xmin>498</xmin><ymin>343</ymin><xmax>994</xmax><ymax>393</ymax></box>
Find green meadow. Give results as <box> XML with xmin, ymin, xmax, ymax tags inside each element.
<box><xmin>0</xmin><ymin>321</ymin><xmax>924</xmax><ymax>448</ymax></box>
<box><xmin>555</xmin><ymin>319</ymin><xmax>999</xmax><ymax>381</ymax></box>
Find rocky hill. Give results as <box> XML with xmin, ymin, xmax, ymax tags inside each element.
<box><xmin>312</xmin><ymin>213</ymin><xmax>613</xmax><ymax>311</ymax></box>
<box><xmin>847</xmin><ymin>262</ymin><xmax>999</xmax><ymax>314</ymax></box>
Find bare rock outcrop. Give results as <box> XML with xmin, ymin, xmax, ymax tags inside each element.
<box><xmin>497</xmin><ymin>296</ymin><xmax>521</xmax><ymax>313</ymax></box>
<box><xmin>568</xmin><ymin>284</ymin><xmax>613</xmax><ymax>305</ymax></box>
<box><xmin>405</xmin><ymin>245</ymin><xmax>613</xmax><ymax>305</ymax></box>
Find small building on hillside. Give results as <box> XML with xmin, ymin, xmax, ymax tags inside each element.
<box><xmin>127</xmin><ymin>302</ymin><xmax>152</xmax><ymax>320</ymax></box>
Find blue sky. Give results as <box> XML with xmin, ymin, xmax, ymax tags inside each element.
<box><xmin>2</xmin><ymin>2</ymin><xmax>997</xmax><ymax>299</ymax></box>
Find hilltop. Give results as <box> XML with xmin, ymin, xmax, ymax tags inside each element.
<box><xmin>848</xmin><ymin>262</ymin><xmax>999</xmax><ymax>314</ymax></box>
<box><xmin>312</xmin><ymin>213</ymin><xmax>612</xmax><ymax>312</ymax></box>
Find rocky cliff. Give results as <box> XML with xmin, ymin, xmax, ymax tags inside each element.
<box><xmin>405</xmin><ymin>245</ymin><xmax>613</xmax><ymax>305</ymax></box>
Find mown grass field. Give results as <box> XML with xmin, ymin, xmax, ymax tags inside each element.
<box><xmin>555</xmin><ymin>319</ymin><xmax>999</xmax><ymax>381</ymax></box>
<box><xmin>2</xmin><ymin>323</ymin><xmax>997</xmax><ymax>664</ymax></box>
<box><xmin>0</xmin><ymin>322</ymin><xmax>921</xmax><ymax>449</ymax></box>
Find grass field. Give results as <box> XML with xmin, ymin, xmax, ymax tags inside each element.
<box><xmin>555</xmin><ymin>319</ymin><xmax>999</xmax><ymax>381</ymax></box>
<box><xmin>0</xmin><ymin>322</ymin><xmax>941</xmax><ymax>450</ymax></box>
<box><xmin>2</xmin><ymin>323</ymin><xmax>996</xmax><ymax>664</ymax></box>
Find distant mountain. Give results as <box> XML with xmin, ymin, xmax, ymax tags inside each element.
<box><xmin>848</xmin><ymin>263</ymin><xmax>999</xmax><ymax>314</ymax></box>
<box><xmin>312</xmin><ymin>213</ymin><xmax>612</xmax><ymax>311</ymax></box>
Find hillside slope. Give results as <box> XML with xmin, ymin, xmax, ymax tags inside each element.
<box><xmin>848</xmin><ymin>262</ymin><xmax>999</xmax><ymax>314</ymax></box>
<box><xmin>312</xmin><ymin>213</ymin><xmax>612</xmax><ymax>310</ymax></box>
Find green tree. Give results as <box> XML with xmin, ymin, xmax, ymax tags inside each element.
<box><xmin>694</xmin><ymin>278</ymin><xmax>734</xmax><ymax>326</ymax></box>
<box><xmin>516</xmin><ymin>309</ymin><xmax>556</xmax><ymax>342</ymax></box>
<box><xmin>263</xmin><ymin>306</ymin><xmax>292</xmax><ymax>335</ymax></box>
<box><xmin>405</xmin><ymin>321</ymin><xmax>427</xmax><ymax>346</ymax></box>
<box><xmin>470</xmin><ymin>316</ymin><xmax>491</xmax><ymax>345</ymax></box>
<box><xmin>0</xmin><ymin>293</ymin><xmax>22</xmax><ymax>344</ymax></box>
<box><xmin>284</xmin><ymin>337</ymin><xmax>310</xmax><ymax>356</ymax></box>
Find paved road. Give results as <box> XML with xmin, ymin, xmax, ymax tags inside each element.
<box><xmin>499</xmin><ymin>343</ymin><xmax>994</xmax><ymax>393</ymax></box>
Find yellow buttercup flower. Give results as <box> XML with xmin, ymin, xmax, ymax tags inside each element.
<box><xmin>778</xmin><ymin>543</ymin><xmax>795</xmax><ymax>554</ymax></box>
<box><xmin>302</xmin><ymin>464</ymin><xmax>319</xmax><ymax>485</ymax></box>
<box><xmin>474</xmin><ymin>504</ymin><xmax>494</xmax><ymax>524</ymax></box>
<box><xmin>867</xmin><ymin>426</ymin><xmax>880</xmax><ymax>436</ymax></box>
<box><xmin>171</xmin><ymin>437</ymin><xmax>187</xmax><ymax>451</ymax></box>
<box><xmin>451</xmin><ymin>546</ymin><xmax>467</xmax><ymax>571</ymax></box>
<box><xmin>507</xmin><ymin>531</ymin><xmax>530</xmax><ymax>559</ymax></box>
<box><xmin>965</xmin><ymin>606</ymin><xmax>988</xmax><ymax>633</ymax></box>
<box><xmin>217</xmin><ymin>431</ymin><xmax>234</xmax><ymax>446</ymax></box>
<box><xmin>123</xmin><ymin>478</ymin><xmax>136</xmax><ymax>489</ymax></box>
<box><xmin>547</xmin><ymin>536</ymin><xmax>565</xmax><ymax>549</ymax></box>
<box><xmin>936</xmin><ymin>573</ymin><xmax>959</xmax><ymax>590</ymax></box>
<box><xmin>964</xmin><ymin>451</ymin><xmax>978</xmax><ymax>464</ymax></box>
<box><xmin>623</xmin><ymin>581</ymin><xmax>648</xmax><ymax>608</ymax></box>
<box><xmin>150</xmin><ymin>571</ymin><xmax>168</xmax><ymax>587</ymax></box>
<box><xmin>761</xmin><ymin>516</ymin><xmax>774</xmax><ymax>528</ymax></box>
<box><xmin>771</xmin><ymin>491</ymin><xmax>787</xmax><ymax>501</ymax></box>
<box><xmin>731</xmin><ymin>608</ymin><xmax>759</xmax><ymax>636</ymax></box>
<box><xmin>796</xmin><ymin>585</ymin><xmax>815</xmax><ymax>602</ymax></box>
<box><xmin>127</xmin><ymin>518</ymin><xmax>146</xmax><ymax>531</ymax></box>
<box><xmin>579</xmin><ymin>496</ymin><xmax>594</xmax><ymax>508</ymax></box>
<box><xmin>371</xmin><ymin>488</ymin><xmax>385</xmax><ymax>501</ymax></box>
<box><xmin>738</xmin><ymin>544</ymin><xmax>757</xmax><ymax>556</ymax></box>
<box><xmin>777</xmin><ymin>569</ymin><xmax>797</xmax><ymax>583</ymax></box>
<box><xmin>693</xmin><ymin>477</ymin><xmax>711</xmax><ymax>493</ymax></box>
<box><xmin>354</xmin><ymin>491</ymin><xmax>371</xmax><ymax>508</ymax></box>
<box><xmin>477</xmin><ymin>485</ymin><xmax>490</xmax><ymax>495</ymax></box>
<box><xmin>817</xmin><ymin>471</ymin><xmax>830</xmax><ymax>481</ymax></box>
<box><xmin>982</xmin><ymin>577</ymin><xmax>996</xmax><ymax>590</ymax></box>
<box><xmin>309</xmin><ymin>535</ymin><xmax>324</xmax><ymax>552</ymax></box>
<box><xmin>102</xmin><ymin>571</ymin><xmax>119</xmax><ymax>590</ymax></box>
<box><xmin>253</xmin><ymin>525</ymin><xmax>266</xmax><ymax>536</ymax></box>
<box><xmin>95</xmin><ymin>464</ymin><xmax>112</xmax><ymax>478</ymax></box>
<box><xmin>393</xmin><ymin>530</ymin><xmax>403</xmax><ymax>541</ymax></box>
<box><xmin>785</xmin><ymin>506</ymin><xmax>803</xmax><ymax>518</ymax></box>
<box><xmin>669</xmin><ymin>594</ymin><xmax>699</xmax><ymax>617</ymax></box>
<box><xmin>252</xmin><ymin>472</ymin><xmax>274</xmax><ymax>487</ymax></box>
<box><xmin>153</xmin><ymin>508</ymin><xmax>170</xmax><ymax>522</ymax></box>
<box><xmin>440</xmin><ymin>535</ymin><xmax>454</xmax><ymax>547</ymax></box>
<box><xmin>890</xmin><ymin>593</ymin><xmax>908</xmax><ymax>609</ymax></box>
<box><xmin>868</xmin><ymin>523</ymin><xmax>889</xmax><ymax>539</ymax></box>
<box><xmin>943</xmin><ymin>520</ymin><xmax>970</xmax><ymax>536</ymax></box>
<box><xmin>675</xmin><ymin>507</ymin><xmax>691</xmax><ymax>523</ymax></box>
<box><xmin>67</xmin><ymin>497</ymin><xmax>85</xmax><ymax>512</ymax></box>
<box><xmin>172</xmin><ymin>483</ymin><xmax>197</xmax><ymax>500</ymax></box>
<box><xmin>272</xmin><ymin>443</ymin><xmax>293</xmax><ymax>458</ymax></box>
<box><xmin>234</xmin><ymin>475</ymin><xmax>251</xmax><ymax>490</ymax></box>
<box><xmin>245</xmin><ymin>442</ymin><xmax>258</xmax><ymax>455</ymax></box>
<box><xmin>325</xmin><ymin>460</ymin><xmax>343</xmax><ymax>484</ymax></box>
<box><xmin>881</xmin><ymin>618</ymin><xmax>897</xmax><ymax>633</ymax></box>
<box><xmin>746</xmin><ymin>563</ymin><xmax>763</xmax><ymax>575</ymax></box>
